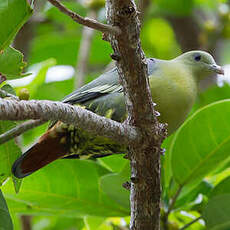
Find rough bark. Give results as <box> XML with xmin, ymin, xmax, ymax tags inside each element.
<box><xmin>0</xmin><ymin>99</ymin><xmax>139</xmax><ymax>145</ymax></box>
<box><xmin>106</xmin><ymin>1</ymin><xmax>166</xmax><ymax>229</ymax></box>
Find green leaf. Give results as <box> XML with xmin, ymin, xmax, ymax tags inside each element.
<box><xmin>0</xmin><ymin>189</ymin><xmax>13</xmax><ymax>230</ymax></box>
<box><xmin>0</xmin><ymin>121</ymin><xmax>21</xmax><ymax>188</ymax></box>
<box><xmin>171</xmin><ymin>211</ymin><xmax>203</xmax><ymax>230</ymax></box>
<box><xmin>84</xmin><ymin>216</ymin><xmax>105</xmax><ymax>230</ymax></box>
<box><xmin>201</xmin><ymin>174</ymin><xmax>230</xmax><ymax>226</ymax></box>
<box><xmin>98</xmin><ymin>155</ymin><xmax>127</xmax><ymax>173</ymax></box>
<box><xmin>2</xmin><ymin>160</ymin><xmax>129</xmax><ymax>217</ymax></box>
<box><xmin>100</xmin><ymin>163</ymin><xmax>130</xmax><ymax>210</ymax></box>
<box><xmin>29</xmin><ymin>33</ymin><xmax>81</xmax><ymax>66</ymax></box>
<box><xmin>203</xmin><ymin>194</ymin><xmax>230</xmax><ymax>230</ymax></box>
<box><xmin>0</xmin><ymin>84</ymin><xmax>16</xmax><ymax>96</ymax></box>
<box><xmin>210</xmin><ymin>176</ymin><xmax>230</xmax><ymax>198</ymax></box>
<box><xmin>0</xmin><ymin>47</ymin><xmax>26</xmax><ymax>79</ymax></box>
<box><xmin>174</xmin><ymin>180</ymin><xmax>212</xmax><ymax>210</ymax></box>
<box><xmin>0</xmin><ymin>0</ymin><xmax>32</xmax><ymax>50</ymax></box>
<box><xmin>170</xmin><ymin>100</ymin><xmax>230</xmax><ymax>189</ymax></box>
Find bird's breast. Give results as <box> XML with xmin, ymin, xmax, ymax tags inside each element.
<box><xmin>149</xmin><ymin>71</ymin><xmax>197</xmax><ymax>135</ymax></box>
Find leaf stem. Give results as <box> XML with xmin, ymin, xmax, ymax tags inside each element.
<box><xmin>179</xmin><ymin>216</ymin><xmax>202</xmax><ymax>230</ymax></box>
<box><xmin>162</xmin><ymin>185</ymin><xmax>183</xmax><ymax>229</ymax></box>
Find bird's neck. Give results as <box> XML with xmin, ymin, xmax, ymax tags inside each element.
<box><xmin>157</xmin><ymin>59</ymin><xmax>198</xmax><ymax>98</ymax></box>
<box><xmin>159</xmin><ymin>59</ymin><xmax>198</xmax><ymax>84</ymax></box>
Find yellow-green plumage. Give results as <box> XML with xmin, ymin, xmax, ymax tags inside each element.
<box><xmin>12</xmin><ymin>50</ymin><xmax>224</xmax><ymax>178</ymax></box>
<box><xmin>149</xmin><ymin>59</ymin><xmax>198</xmax><ymax>134</ymax></box>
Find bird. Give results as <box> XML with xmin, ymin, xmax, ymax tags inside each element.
<box><xmin>12</xmin><ymin>50</ymin><xmax>224</xmax><ymax>178</ymax></box>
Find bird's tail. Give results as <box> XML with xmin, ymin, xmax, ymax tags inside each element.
<box><xmin>12</xmin><ymin>122</ymin><xmax>70</xmax><ymax>178</ymax></box>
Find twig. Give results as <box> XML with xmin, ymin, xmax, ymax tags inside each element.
<box><xmin>75</xmin><ymin>9</ymin><xmax>96</xmax><ymax>88</ymax></box>
<box><xmin>0</xmin><ymin>119</ymin><xmax>45</xmax><ymax>145</ymax></box>
<box><xmin>0</xmin><ymin>99</ymin><xmax>140</xmax><ymax>145</ymax></box>
<box><xmin>21</xmin><ymin>215</ymin><xmax>32</xmax><ymax>230</ymax></box>
<box><xmin>179</xmin><ymin>216</ymin><xmax>202</xmax><ymax>230</ymax></box>
<box><xmin>161</xmin><ymin>185</ymin><xmax>183</xmax><ymax>230</ymax></box>
<box><xmin>0</xmin><ymin>89</ymin><xmax>19</xmax><ymax>100</ymax></box>
<box><xmin>167</xmin><ymin>185</ymin><xmax>183</xmax><ymax>215</ymax></box>
<box><xmin>47</xmin><ymin>0</ymin><xmax>121</xmax><ymax>34</ymax></box>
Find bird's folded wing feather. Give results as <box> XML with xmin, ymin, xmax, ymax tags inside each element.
<box><xmin>62</xmin><ymin>58</ymin><xmax>157</xmax><ymax>105</ymax></box>
<box><xmin>62</xmin><ymin>68</ymin><xmax>122</xmax><ymax>104</ymax></box>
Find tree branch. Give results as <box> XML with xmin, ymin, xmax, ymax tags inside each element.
<box><xmin>0</xmin><ymin>119</ymin><xmax>45</xmax><ymax>145</ymax></box>
<box><xmin>0</xmin><ymin>99</ymin><xmax>139</xmax><ymax>145</ymax></box>
<box><xmin>47</xmin><ymin>0</ymin><xmax>121</xmax><ymax>35</ymax></box>
<box><xmin>106</xmin><ymin>1</ymin><xmax>166</xmax><ymax>229</ymax></box>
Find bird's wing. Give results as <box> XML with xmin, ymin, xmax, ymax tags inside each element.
<box><xmin>62</xmin><ymin>68</ymin><xmax>122</xmax><ymax>104</ymax></box>
<box><xmin>62</xmin><ymin>58</ymin><xmax>157</xmax><ymax>104</ymax></box>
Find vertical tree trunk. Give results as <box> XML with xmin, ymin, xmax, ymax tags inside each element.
<box><xmin>106</xmin><ymin>1</ymin><xmax>166</xmax><ymax>229</ymax></box>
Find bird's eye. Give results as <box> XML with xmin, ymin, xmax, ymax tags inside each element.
<box><xmin>194</xmin><ymin>54</ymin><xmax>201</xmax><ymax>62</ymax></box>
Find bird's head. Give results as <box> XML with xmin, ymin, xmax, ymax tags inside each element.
<box><xmin>175</xmin><ymin>50</ymin><xmax>224</xmax><ymax>80</ymax></box>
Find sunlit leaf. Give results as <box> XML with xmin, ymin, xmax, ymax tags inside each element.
<box><xmin>171</xmin><ymin>100</ymin><xmax>230</xmax><ymax>189</ymax></box>
<box><xmin>98</xmin><ymin>155</ymin><xmax>127</xmax><ymax>173</ymax></box>
<box><xmin>3</xmin><ymin>160</ymin><xmax>129</xmax><ymax>217</ymax></box>
<box><xmin>84</xmin><ymin>216</ymin><xmax>105</xmax><ymax>230</ymax></box>
<box><xmin>0</xmin><ymin>47</ymin><xmax>26</xmax><ymax>79</ymax></box>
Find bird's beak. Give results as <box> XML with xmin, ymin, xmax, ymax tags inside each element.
<box><xmin>209</xmin><ymin>64</ymin><xmax>225</xmax><ymax>75</ymax></box>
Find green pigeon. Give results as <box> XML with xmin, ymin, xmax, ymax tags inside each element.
<box><xmin>12</xmin><ymin>51</ymin><xmax>224</xmax><ymax>178</ymax></box>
